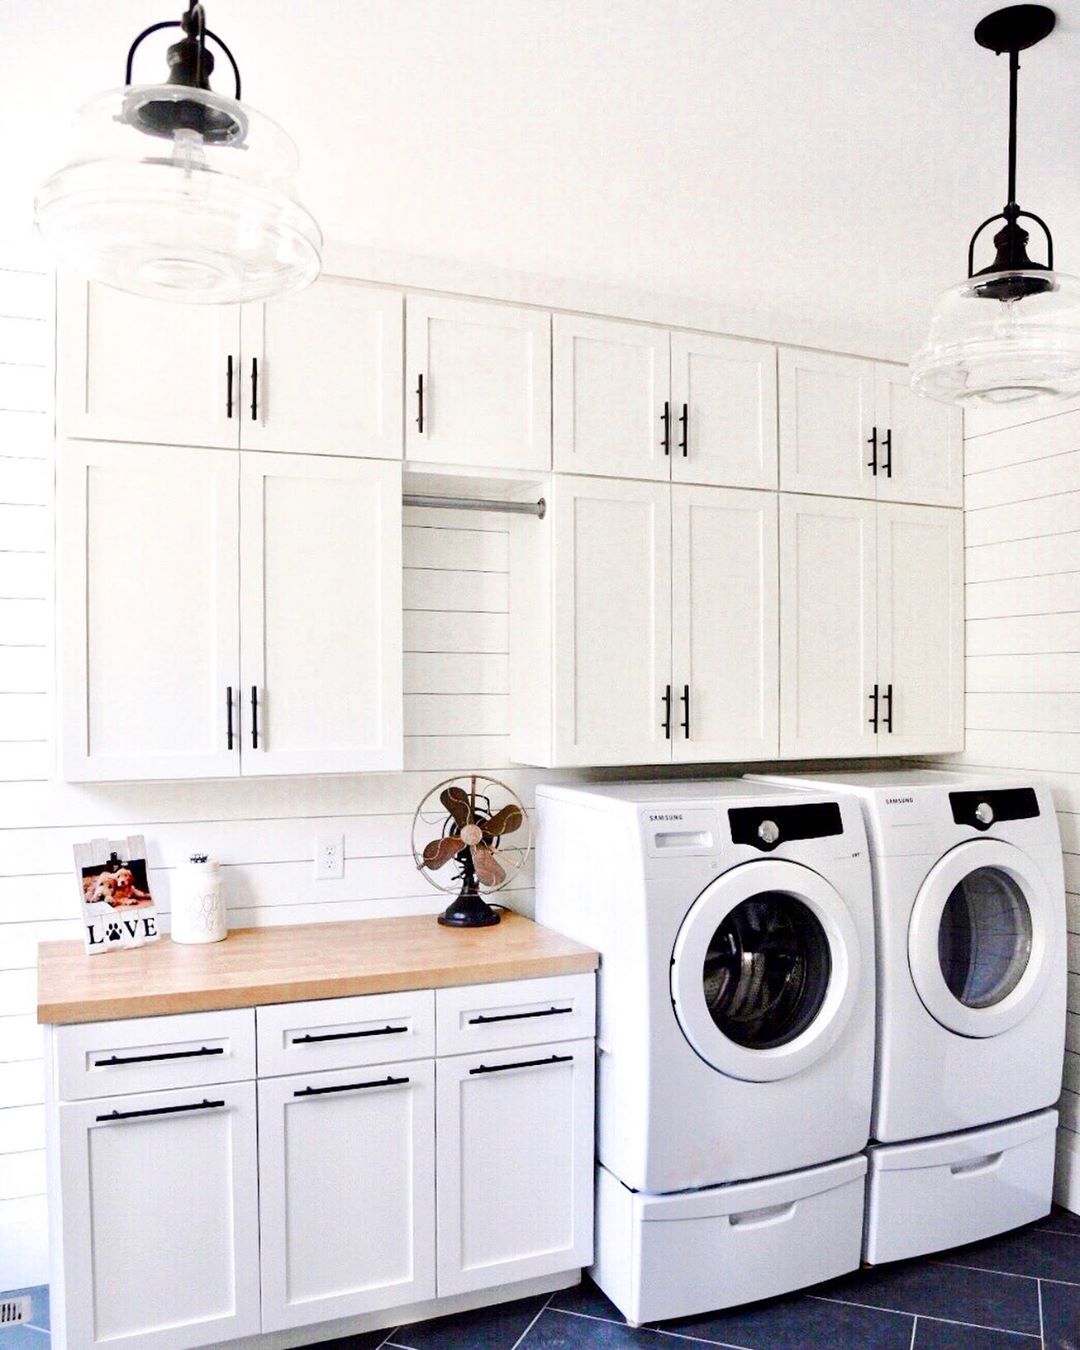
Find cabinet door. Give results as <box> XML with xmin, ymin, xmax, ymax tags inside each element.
<box><xmin>258</xmin><ymin>1062</ymin><xmax>435</xmax><ymax>1331</ymax></box>
<box><xmin>58</xmin><ymin>441</ymin><xmax>240</xmax><ymax>782</ymax></box>
<box><xmin>405</xmin><ymin>294</ymin><xmax>550</xmax><ymax>470</ymax></box>
<box><xmin>874</xmin><ymin>363</ymin><xmax>963</xmax><ymax>507</ymax></box>
<box><xmin>57</xmin><ymin>275</ymin><xmax>240</xmax><ymax>448</ymax></box>
<box><xmin>670</xmin><ymin>334</ymin><xmax>778</xmax><ymax>489</ymax></box>
<box><xmin>551</xmin><ymin>476</ymin><xmax>672</xmax><ymax>766</ymax></box>
<box><xmin>436</xmin><ymin>1040</ymin><xmax>594</xmax><ymax>1296</ymax></box>
<box><xmin>672</xmin><ymin>486</ymin><xmax>779</xmax><ymax>763</ymax></box>
<box><xmin>240</xmin><ymin>279</ymin><xmax>403</xmax><ymax>458</ymax></box>
<box><xmin>778</xmin><ymin>349</ymin><xmax>876</xmax><ymax>498</ymax></box>
<box><xmin>877</xmin><ymin>504</ymin><xmax>964</xmax><ymax>754</ymax></box>
<box><xmin>56</xmin><ymin>1083</ymin><xmax>260</xmax><ymax>1350</ymax></box>
<box><xmin>779</xmin><ymin>494</ymin><xmax>878</xmax><ymax>759</ymax></box>
<box><xmin>553</xmin><ymin>314</ymin><xmax>670</xmax><ymax>480</ymax></box>
<box><xmin>239</xmin><ymin>454</ymin><xmax>403</xmax><ymax>774</ymax></box>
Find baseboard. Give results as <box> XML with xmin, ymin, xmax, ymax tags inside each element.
<box><xmin>1054</xmin><ymin>1127</ymin><xmax>1080</xmax><ymax>1214</ymax></box>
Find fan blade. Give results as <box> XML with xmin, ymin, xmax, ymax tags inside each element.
<box><xmin>471</xmin><ymin>843</ymin><xmax>506</xmax><ymax>888</ymax></box>
<box><xmin>422</xmin><ymin>836</ymin><xmax>464</xmax><ymax>870</ymax></box>
<box><xmin>481</xmin><ymin>804</ymin><xmax>524</xmax><ymax>840</ymax></box>
<box><xmin>440</xmin><ymin>786</ymin><xmax>472</xmax><ymax>828</ymax></box>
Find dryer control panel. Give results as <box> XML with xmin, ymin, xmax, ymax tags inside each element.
<box><xmin>950</xmin><ymin>787</ymin><xmax>1040</xmax><ymax>831</ymax></box>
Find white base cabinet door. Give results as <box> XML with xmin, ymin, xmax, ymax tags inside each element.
<box><xmin>55</xmin><ymin>1082</ymin><xmax>260</xmax><ymax>1350</ymax></box>
<box><xmin>258</xmin><ymin>1062</ymin><xmax>436</xmax><ymax>1331</ymax></box>
<box><xmin>436</xmin><ymin>1040</ymin><xmax>594</xmax><ymax>1296</ymax></box>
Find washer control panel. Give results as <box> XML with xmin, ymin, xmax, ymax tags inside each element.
<box><xmin>729</xmin><ymin>801</ymin><xmax>844</xmax><ymax>852</ymax></box>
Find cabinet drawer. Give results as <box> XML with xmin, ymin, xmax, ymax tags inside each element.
<box><xmin>256</xmin><ymin>991</ymin><xmax>435</xmax><ymax>1077</ymax></box>
<box><xmin>55</xmin><ymin>1009</ymin><xmax>255</xmax><ymax>1102</ymax></box>
<box><xmin>436</xmin><ymin>974</ymin><xmax>595</xmax><ymax>1056</ymax></box>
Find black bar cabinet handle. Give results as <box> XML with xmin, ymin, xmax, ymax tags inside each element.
<box><xmin>662</xmin><ymin>684</ymin><xmax>672</xmax><ymax>739</ymax></box>
<box><xmin>881</xmin><ymin>428</ymin><xmax>893</xmax><ymax>478</ymax></box>
<box><xmin>679</xmin><ymin>402</ymin><xmax>688</xmax><ymax>457</ymax></box>
<box><xmin>94</xmin><ymin>1046</ymin><xmax>224</xmax><ymax>1068</ymax></box>
<box><xmin>661</xmin><ymin>400</ymin><xmax>671</xmax><ymax>455</ymax></box>
<box><xmin>416</xmin><ymin>373</ymin><xmax>424</xmax><ymax>432</ymax></box>
<box><xmin>294</xmin><ymin>1074</ymin><xmax>410</xmax><ymax>1099</ymax></box>
<box><xmin>867</xmin><ymin>426</ymin><xmax>878</xmax><ymax>475</ymax></box>
<box><xmin>97</xmin><ymin>1098</ymin><xmax>225</xmax><ymax>1123</ymax></box>
<box><xmin>883</xmin><ymin>682</ymin><xmax>894</xmax><ymax>733</ymax></box>
<box><xmin>226</xmin><ymin>686</ymin><xmax>234</xmax><ymax>751</ymax></box>
<box><xmin>292</xmin><ymin>1025</ymin><xmax>408</xmax><ymax>1044</ymax></box>
<box><xmin>468</xmin><ymin>1006</ymin><xmax>573</xmax><ymax>1026</ymax></box>
<box><xmin>470</xmin><ymin>1053</ymin><xmax>573</xmax><ymax>1076</ymax></box>
<box><xmin>250</xmin><ymin>685</ymin><xmax>259</xmax><ymax>749</ymax></box>
<box><xmin>681</xmin><ymin>684</ymin><xmax>690</xmax><ymax>739</ymax></box>
<box><xmin>250</xmin><ymin>356</ymin><xmax>258</xmax><ymax>421</ymax></box>
<box><xmin>226</xmin><ymin>354</ymin><xmax>234</xmax><ymax>419</ymax></box>
<box><xmin>869</xmin><ymin>682</ymin><xmax>880</xmax><ymax>733</ymax></box>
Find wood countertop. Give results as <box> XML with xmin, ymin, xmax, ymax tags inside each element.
<box><xmin>37</xmin><ymin>912</ymin><xmax>598</xmax><ymax>1025</ymax></box>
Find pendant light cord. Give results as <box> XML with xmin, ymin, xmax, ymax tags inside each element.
<box><xmin>1007</xmin><ymin>47</ymin><xmax>1019</xmax><ymax>212</ymax></box>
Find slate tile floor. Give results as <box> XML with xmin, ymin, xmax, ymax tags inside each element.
<box><xmin>5</xmin><ymin>1208</ymin><xmax>1080</xmax><ymax>1350</ymax></box>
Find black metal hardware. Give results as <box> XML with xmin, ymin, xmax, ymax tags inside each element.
<box><xmin>468</xmin><ymin>1006</ymin><xmax>573</xmax><ymax>1025</ymax></box>
<box><xmin>883</xmin><ymin>682</ymin><xmax>894</xmax><ymax>733</ymax></box>
<box><xmin>881</xmin><ymin>428</ymin><xmax>893</xmax><ymax>478</ymax></box>
<box><xmin>94</xmin><ymin>1046</ymin><xmax>224</xmax><ymax>1068</ymax></box>
<box><xmin>96</xmin><ymin>1097</ymin><xmax>225</xmax><ymax>1123</ymax></box>
<box><xmin>679</xmin><ymin>403</ymin><xmax>689</xmax><ymax>456</ymax></box>
<box><xmin>662</xmin><ymin>684</ymin><xmax>672</xmax><ymax>739</ymax></box>
<box><xmin>869</xmin><ymin>683</ymin><xmax>880</xmax><ymax>733</ymax></box>
<box><xmin>250</xmin><ymin>356</ymin><xmax>258</xmax><ymax>421</ymax></box>
<box><xmin>226</xmin><ymin>686</ymin><xmax>233</xmax><ymax>750</ymax></box>
<box><xmin>661</xmin><ymin>401</ymin><xmax>671</xmax><ymax>455</ymax></box>
<box><xmin>867</xmin><ymin>426</ymin><xmax>878</xmax><ymax>475</ymax></box>
<box><xmin>292</xmin><ymin>1025</ymin><xmax>408</xmax><ymax>1044</ymax></box>
<box><xmin>681</xmin><ymin>684</ymin><xmax>690</xmax><ymax>738</ymax></box>
<box><xmin>293</xmin><ymin>1075</ymin><xmax>409</xmax><ymax>1098</ymax></box>
<box><xmin>226</xmin><ymin>354</ymin><xmax>233</xmax><ymax>419</ymax></box>
<box><xmin>416</xmin><ymin>373</ymin><xmax>425</xmax><ymax>433</ymax></box>
<box><xmin>469</xmin><ymin>1053</ymin><xmax>573</xmax><ymax>1076</ymax></box>
<box><xmin>250</xmin><ymin>685</ymin><xmax>258</xmax><ymax>749</ymax></box>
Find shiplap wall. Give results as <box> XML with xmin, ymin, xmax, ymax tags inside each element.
<box><xmin>961</xmin><ymin>401</ymin><xmax>1080</xmax><ymax>1209</ymax></box>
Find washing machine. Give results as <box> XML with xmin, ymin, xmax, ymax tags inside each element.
<box><xmin>535</xmin><ymin>780</ymin><xmax>875</xmax><ymax>1322</ymax></box>
<box><xmin>752</xmin><ymin>769</ymin><xmax>1065</xmax><ymax>1261</ymax></box>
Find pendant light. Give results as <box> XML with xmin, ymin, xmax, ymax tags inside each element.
<box><xmin>911</xmin><ymin>5</ymin><xmax>1080</xmax><ymax>407</ymax></box>
<box><xmin>34</xmin><ymin>2</ymin><xmax>321</xmax><ymax>304</ymax></box>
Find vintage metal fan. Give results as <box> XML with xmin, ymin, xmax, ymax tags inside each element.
<box><xmin>412</xmin><ymin>775</ymin><xmax>531</xmax><ymax>928</ymax></box>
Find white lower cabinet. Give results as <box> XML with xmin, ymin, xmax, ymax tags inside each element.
<box><xmin>258</xmin><ymin>1061</ymin><xmax>436</xmax><ymax>1330</ymax></box>
<box><xmin>436</xmin><ymin>1040</ymin><xmax>595</xmax><ymax>1295</ymax></box>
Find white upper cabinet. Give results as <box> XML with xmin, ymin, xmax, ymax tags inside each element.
<box><xmin>876</xmin><ymin>503</ymin><xmax>964</xmax><ymax>754</ymax></box>
<box><xmin>779</xmin><ymin>349</ymin><xmax>877</xmax><ymax>499</ymax></box>
<box><xmin>405</xmin><ymin>294</ymin><xmax>551</xmax><ymax>471</ymax></box>
<box><xmin>58</xmin><ymin>440</ymin><xmax>241</xmax><ymax>782</ymax></box>
<box><xmin>779</xmin><ymin>494</ymin><xmax>878</xmax><ymax>760</ymax></box>
<box><xmin>670</xmin><ymin>334</ymin><xmax>778</xmax><ymax>489</ymax></box>
<box><xmin>873</xmin><ymin>364</ymin><xmax>963</xmax><ymax>507</ymax></box>
<box><xmin>239</xmin><ymin>454</ymin><xmax>403</xmax><ymax>775</ymax></box>
<box><xmin>671</xmin><ymin>486</ymin><xmax>779</xmax><ymax>763</ymax></box>
<box><xmin>57</xmin><ymin>275</ymin><xmax>241</xmax><ymax>449</ymax></box>
<box><xmin>553</xmin><ymin>315</ymin><xmax>670</xmax><ymax>480</ymax></box>
<box><xmin>240</xmin><ymin>279</ymin><xmax>403</xmax><ymax>458</ymax></box>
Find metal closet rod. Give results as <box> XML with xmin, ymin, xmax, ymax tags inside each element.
<box><xmin>403</xmin><ymin>493</ymin><xmax>546</xmax><ymax>519</ymax></box>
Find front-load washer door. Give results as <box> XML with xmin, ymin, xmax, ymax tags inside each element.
<box><xmin>670</xmin><ymin>860</ymin><xmax>862</xmax><ymax>1083</ymax></box>
<box><xmin>908</xmin><ymin>839</ymin><xmax>1055</xmax><ymax>1039</ymax></box>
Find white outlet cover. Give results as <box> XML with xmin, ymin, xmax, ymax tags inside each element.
<box><xmin>314</xmin><ymin>831</ymin><xmax>345</xmax><ymax>880</ymax></box>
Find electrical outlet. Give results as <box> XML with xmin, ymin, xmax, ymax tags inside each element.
<box><xmin>314</xmin><ymin>832</ymin><xmax>345</xmax><ymax>881</ymax></box>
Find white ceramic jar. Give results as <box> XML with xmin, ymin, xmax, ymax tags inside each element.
<box><xmin>170</xmin><ymin>854</ymin><xmax>227</xmax><ymax>945</ymax></box>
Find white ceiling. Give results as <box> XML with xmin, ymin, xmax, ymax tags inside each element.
<box><xmin>4</xmin><ymin>0</ymin><xmax>1080</xmax><ymax>357</ymax></box>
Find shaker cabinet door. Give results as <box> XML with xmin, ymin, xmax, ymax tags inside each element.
<box><xmin>874</xmin><ymin>363</ymin><xmax>963</xmax><ymax>507</ymax></box>
<box><xmin>778</xmin><ymin>348</ymin><xmax>876</xmax><ymax>499</ymax></box>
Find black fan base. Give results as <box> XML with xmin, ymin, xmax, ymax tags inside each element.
<box><xmin>438</xmin><ymin>892</ymin><xmax>501</xmax><ymax>928</ymax></box>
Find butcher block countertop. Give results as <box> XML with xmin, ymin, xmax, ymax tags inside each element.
<box><xmin>37</xmin><ymin>911</ymin><xmax>598</xmax><ymax>1025</ymax></box>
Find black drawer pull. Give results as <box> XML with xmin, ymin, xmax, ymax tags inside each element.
<box><xmin>97</xmin><ymin>1098</ymin><xmax>224</xmax><ymax>1123</ymax></box>
<box><xmin>470</xmin><ymin>1053</ymin><xmax>573</xmax><ymax>1076</ymax></box>
<box><xmin>292</xmin><ymin>1025</ymin><xmax>409</xmax><ymax>1044</ymax></box>
<box><xmin>226</xmin><ymin>685</ymin><xmax>234</xmax><ymax>751</ymax></box>
<box><xmin>94</xmin><ymin>1046</ymin><xmax>224</xmax><ymax>1068</ymax></box>
<box><xmin>881</xmin><ymin>428</ymin><xmax>893</xmax><ymax>478</ymax></box>
<box><xmin>883</xmin><ymin>682</ymin><xmax>894</xmax><ymax>734</ymax></box>
<box><xmin>226</xmin><ymin>354</ymin><xmax>234</xmax><ymax>419</ymax></box>
<box><xmin>294</xmin><ymin>1074</ymin><xmax>410</xmax><ymax>1098</ymax></box>
<box><xmin>250</xmin><ymin>356</ymin><xmax>258</xmax><ymax>421</ymax></box>
<box><xmin>468</xmin><ymin>1006</ymin><xmax>573</xmax><ymax>1025</ymax></box>
<box><xmin>868</xmin><ymin>682</ymin><xmax>880</xmax><ymax>733</ymax></box>
<box><xmin>661</xmin><ymin>400</ymin><xmax>671</xmax><ymax>455</ymax></box>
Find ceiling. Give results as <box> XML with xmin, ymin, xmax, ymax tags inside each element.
<box><xmin>4</xmin><ymin>0</ymin><xmax>1080</xmax><ymax>358</ymax></box>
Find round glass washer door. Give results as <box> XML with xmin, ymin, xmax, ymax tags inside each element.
<box><xmin>908</xmin><ymin>839</ymin><xmax>1054</xmax><ymax>1039</ymax></box>
<box><xmin>670</xmin><ymin>859</ymin><xmax>862</xmax><ymax>1083</ymax></box>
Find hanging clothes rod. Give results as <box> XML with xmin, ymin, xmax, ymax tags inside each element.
<box><xmin>403</xmin><ymin>493</ymin><xmax>546</xmax><ymax>519</ymax></box>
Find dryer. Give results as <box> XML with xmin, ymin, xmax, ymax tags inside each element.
<box><xmin>535</xmin><ymin>780</ymin><xmax>876</xmax><ymax>1322</ymax></box>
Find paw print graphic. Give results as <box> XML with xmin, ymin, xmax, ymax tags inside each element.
<box><xmin>105</xmin><ymin>921</ymin><xmax>122</xmax><ymax>942</ymax></box>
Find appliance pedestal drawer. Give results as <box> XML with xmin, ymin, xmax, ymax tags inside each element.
<box><xmin>864</xmin><ymin>1108</ymin><xmax>1058</xmax><ymax>1265</ymax></box>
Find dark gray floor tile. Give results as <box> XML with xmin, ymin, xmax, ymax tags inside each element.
<box><xmin>816</xmin><ymin>1261</ymin><xmax>1041</xmax><ymax>1336</ymax></box>
<box><xmin>390</xmin><ymin>1294</ymin><xmax>549</xmax><ymax>1350</ymax></box>
<box><xmin>517</xmin><ymin>1310</ymin><xmax>677</xmax><ymax>1348</ymax></box>
<box><xmin>913</xmin><ymin>1318</ymin><xmax>1039</xmax><ymax>1348</ymax></box>
<box><xmin>935</xmin><ymin>1225</ymin><xmax>1080</xmax><ymax>1285</ymax></box>
<box><xmin>661</xmin><ymin>1291</ymin><xmax>913</xmax><ymax>1349</ymax></box>
<box><xmin>1040</xmin><ymin>1278</ymin><xmax>1080</xmax><ymax>1350</ymax></box>
<box><xmin>303</xmin><ymin>1329</ymin><xmax>391</xmax><ymax>1350</ymax></box>
<box><xmin>1038</xmin><ymin>1207</ymin><xmax>1080</xmax><ymax>1238</ymax></box>
<box><xmin>549</xmin><ymin>1280</ymin><xmax>627</xmax><ymax>1324</ymax></box>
